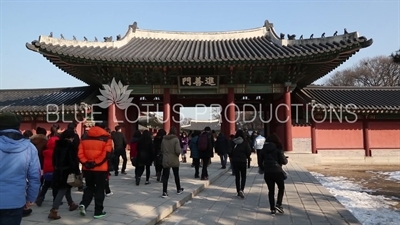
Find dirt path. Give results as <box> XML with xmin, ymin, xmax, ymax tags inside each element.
<box><xmin>305</xmin><ymin>165</ymin><xmax>400</xmax><ymax>210</ymax></box>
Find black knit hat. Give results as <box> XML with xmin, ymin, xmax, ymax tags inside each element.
<box><xmin>61</xmin><ymin>129</ymin><xmax>75</xmax><ymax>139</ymax></box>
<box><xmin>0</xmin><ymin>112</ymin><xmax>21</xmax><ymax>130</ymax></box>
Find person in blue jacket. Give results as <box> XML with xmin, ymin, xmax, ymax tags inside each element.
<box><xmin>0</xmin><ymin>113</ymin><xmax>41</xmax><ymax>225</ymax></box>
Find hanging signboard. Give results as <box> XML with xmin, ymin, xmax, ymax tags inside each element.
<box><xmin>178</xmin><ymin>76</ymin><xmax>219</xmax><ymax>88</ymax></box>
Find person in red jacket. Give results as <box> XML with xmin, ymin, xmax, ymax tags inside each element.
<box><xmin>36</xmin><ymin>134</ymin><xmax>59</xmax><ymax>206</ymax></box>
<box><xmin>129</xmin><ymin>130</ymin><xmax>141</xmax><ymax>166</ymax></box>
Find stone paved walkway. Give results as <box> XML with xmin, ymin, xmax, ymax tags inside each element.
<box><xmin>158</xmin><ymin>159</ymin><xmax>362</xmax><ymax>225</ymax></box>
<box><xmin>21</xmin><ymin>155</ymin><xmax>362</xmax><ymax>225</ymax></box>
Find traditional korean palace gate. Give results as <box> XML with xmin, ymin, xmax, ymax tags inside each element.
<box><xmin>26</xmin><ymin>20</ymin><xmax>372</xmax><ymax>151</ymax></box>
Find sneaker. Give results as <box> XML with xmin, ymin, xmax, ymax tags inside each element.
<box><xmin>78</xmin><ymin>204</ymin><xmax>86</xmax><ymax>216</ymax></box>
<box><xmin>162</xmin><ymin>192</ymin><xmax>168</xmax><ymax>198</ymax></box>
<box><xmin>275</xmin><ymin>205</ymin><xmax>284</xmax><ymax>214</ymax></box>
<box><xmin>121</xmin><ymin>172</ymin><xmax>127</xmax><ymax>175</ymax></box>
<box><xmin>93</xmin><ymin>212</ymin><xmax>106</xmax><ymax>219</ymax></box>
<box><xmin>271</xmin><ymin>209</ymin><xmax>276</xmax><ymax>215</ymax></box>
<box><xmin>177</xmin><ymin>188</ymin><xmax>184</xmax><ymax>195</ymax></box>
<box><xmin>106</xmin><ymin>192</ymin><xmax>114</xmax><ymax>197</ymax></box>
<box><xmin>145</xmin><ymin>181</ymin><xmax>150</xmax><ymax>185</ymax></box>
<box><xmin>238</xmin><ymin>191</ymin><xmax>245</xmax><ymax>199</ymax></box>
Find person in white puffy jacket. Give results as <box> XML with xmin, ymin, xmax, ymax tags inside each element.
<box><xmin>253</xmin><ymin>131</ymin><xmax>266</xmax><ymax>174</ymax></box>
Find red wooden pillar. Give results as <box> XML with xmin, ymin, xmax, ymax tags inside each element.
<box><xmin>221</xmin><ymin>104</ymin><xmax>229</xmax><ymax>137</ymax></box>
<box><xmin>363</xmin><ymin>117</ymin><xmax>371</xmax><ymax>156</ymax></box>
<box><xmin>108</xmin><ymin>103</ymin><xmax>124</xmax><ymax>131</ymax></box>
<box><xmin>125</xmin><ymin>105</ymin><xmax>138</xmax><ymax>143</ymax></box>
<box><xmin>311</xmin><ymin>121</ymin><xmax>317</xmax><ymax>154</ymax></box>
<box><xmin>284</xmin><ymin>89</ymin><xmax>293</xmax><ymax>151</ymax></box>
<box><xmin>171</xmin><ymin>104</ymin><xmax>181</xmax><ymax>134</ymax></box>
<box><xmin>227</xmin><ymin>88</ymin><xmax>236</xmax><ymax>135</ymax></box>
<box><xmin>163</xmin><ymin>88</ymin><xmax>171</xmax><ymax>133</ymax></box>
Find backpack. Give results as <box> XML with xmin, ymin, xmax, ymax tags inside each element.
<box><xmin>197</xmin><ymin>132</ymin><xmax>209</xmax><ymax>151</ymax></box>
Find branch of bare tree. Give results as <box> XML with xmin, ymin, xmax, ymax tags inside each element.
<box><xmin>325</xmin><ymin>56</ymin><xmax>400</xmax><ymax>86</ymax></box>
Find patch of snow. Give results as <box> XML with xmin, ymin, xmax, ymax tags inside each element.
<box><xmin>367</xmin><ymin>171</ymin><xmax>400</xmax><ymax>183</ymax></box>
<box><xmin>311</xmin><ymin>172</ymin><xmax>400</xmax><ymax>225</ymax></box>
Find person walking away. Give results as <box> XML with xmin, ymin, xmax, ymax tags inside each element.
<box><xmin>30</xmin><ymin>127</ymin><xmax>48</xmax><ymax>203</ymax></box>
<box><xmin>129</xmin><ymin>130</ymin><xmax>141</xmax><ymax>166</ymax></box>
<box><xmin>197</xmin><ymin>127</ymin><xmax>214</xmax><ymax>180</ymax></box>
<box><xmin>215</xmin><ymin>132</ymin><xmax>229</xmax><ymax>169</ymax></box>
<box><xmin>23</xmin><ymin>130</ymin><xmax>33</xmax><ymax>138</ymax></box>
<box><xmin>35</xmin><ymin>134</ymin><xmax>59</xmax><ymax>206</ymax></box>
<box><xmin>104</xmin><ymin>127</ymin><xmax>114</xmax><ymax>197</ymax></box>
<box><xmin>228</xmin><ymin>134</ymin><xmax>235</xmax><ymax>175</ymax></box>
<box><xmin>262</xmin><ymin>133</ymin><xmax>288</xmax><ymax>215</ymax></box>
<box><xmin>253</xmin><ymin>131</ymin><xmax>266</xmax><ymax>174</ymax></box>
<box><xmin>31</xmin><ymin>127</ymin><xmax>48</xmax><ymax>175</ymax></box>
<box><xmin>179</xmin><ymin>132</ymin><xmax>189</xmax><ymax>163</ymax></box>
<box><xmin>228</xmin><ymin>130</ymin><xmax>252</xmax><ymax>199</ymax></box>
<box><xmin>0</xmin><ymin>113</ymin><xmax>41</xmax><ymax>225</ymax></box>
<box><xmin>160</xmin><ymin>127</ymin><xmax>184</xmax><ymax>198</ymax></box>
<box><xmin>153</xmin><ymin>129</ymin><xmax>166</xmax><ymax>182</ymax></box>
<box><xmin>135</xmin><ymin>130</ymin><xmax>154</xmax><ymax>185</ymax></box>
<box><xmin>111</xmin><ymin>125</ymin><xmax>127</xmax><ymax>176</ymax></box>
<box><xmin>189</xmin><ymin>131</ymin><xmax>201</xmax><ymax>178</ymax></box>
<box><xmin>78</xmin><ymin>122</ymin><xmax>113</xmax><ymax>219</ymax></box>
<box><xmin>47</xmin><ymin>129</ymin><xmax>80</xmax><ymax>219</ymax></box>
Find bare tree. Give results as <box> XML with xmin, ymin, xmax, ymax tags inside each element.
<box><xmin>392</xmin><ymin>49</ymin><xmax>400</xmax><ymax>64</ymax></box>
<box><xmin>180</xmin><ymin>117</ymin><xmax>192</xmax><ymax>126</ymax></box>
<box><xmin>325</xmin><ymin>56</ymin><xmax>400</xmax><ymax>86</ymax></box>
<box><xmin>211</xmin><ymin>106</ymin><xmax>222</xmax><ymax>120</ymax></box>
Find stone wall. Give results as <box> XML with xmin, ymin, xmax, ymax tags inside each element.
<box><xmin>292</xmin><ymin>138</ymin><xmax>311</xmax><ymax>153</ymax></box>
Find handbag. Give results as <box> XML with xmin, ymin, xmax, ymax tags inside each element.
<box><xmin>67</xmin><ymin>174</ymin><xmax>83</xmax><ymax>187</ymax></box>
<box><xmin>283</xmin><ymin>171</ymin><xmax>288</xmax><ymax>180</ymax></box>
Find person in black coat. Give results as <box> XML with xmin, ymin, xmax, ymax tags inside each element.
<box><xmin>48</xmin><ymin>129</ymin><xmax>81</xmax><ymax>219</ymax></box>
<box><xmin>227</xmin><ymin>130</ymin><xmax>252</xmax><ymax>199</ymax></box>
<box><xmin>153</xmin><ymin>129</ymin><xmax>166</xmax><ymax>182</ymax></box>
<box><xmin>261</xmin><ymin>133</ymin><xmax>288</xmax><ymax>215</ymax></box>
<box><xmin>198</xmin><ymin>127</ymin><xmax>214</xmax><ymax>180</ymax></box>
<box><xmin>135</xmin><ymin>130</ymin><xmax>154</xmax><ymax>185</ymax></box>
<box><xmin>111</xmin><ymin>125</ymin><xmax>128</xmax><ymax>176</ymax></box>
<box><xmin>214</xmin><ymin>133</ymin><xmax>229</xmax><ymax>169</ymax></box>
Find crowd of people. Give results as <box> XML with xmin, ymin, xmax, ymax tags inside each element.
<box><xmin>0</xmin><ymin>112</ymin><xmax>289</xmax><ymax>225</ymax></box>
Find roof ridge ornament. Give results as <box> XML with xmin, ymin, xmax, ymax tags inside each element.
<box><xmin>263</xmin><ymin>20</ymin><xmax>274</xmax><ymax>31</ymax></box>
<box><xmin>130</xmin><ymin>22</ymin><xmax>138</xmax><ymax>32</ymax></box>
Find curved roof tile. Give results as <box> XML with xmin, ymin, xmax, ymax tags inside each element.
<box><xmin>26</xmin><ymin>20</ymin><xmax>372</xmax><ymax>65</ymax></box>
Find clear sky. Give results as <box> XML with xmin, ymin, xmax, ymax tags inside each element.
<box><xmin>0</xmin><ymin>0</ymin><xmax>399</xmax><ymax>120</ymax></box>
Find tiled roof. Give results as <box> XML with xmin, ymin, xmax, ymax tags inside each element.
<box><xmin>296</xmin><ymin>86</ymin><xmax>400</xmax><ymax>113</ymax></box>
<box><xmin>0</xmin><ymin>86</ymin><xmax>97</xmax><ymax>115</ymax></box>
<box><xmin>181</xmin><ymin>119</ymin><xmax>221</xmax><ymax>131</ymax></box>
<box><xmin>26</xmin><ymin>20</ymin><xmax>372</xmax><ymax>66</ymax></box>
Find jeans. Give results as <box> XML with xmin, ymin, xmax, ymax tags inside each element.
<box><xmin>232</xmin><ymin>162</ymin><xmax>247</xmax><ymax>193</ymax></box>
<box><xmin>114</xmin><ymin>149</ymin><xmax>127</xmax><ymax>174</ymax></box>
<box><xmin>200</xmin><ymin>157</ymin><xmax>210</xmax><ymax>179</ymax></box>
<box><xmin>0</xmin><ymin>207</ymin><xmax>24</xmax><ymax>225</ymax></box>
<box><xmin>264</xmin><ymin>172</ymin><xmax>285</xmax><ymax>210</ymax></box>
<box><xmin>162</xmin><ymin>167</ymin><xmax>181</xmax><ymax>193</ymax></box>
<box><xmin>80</xmin><ymin>170</ymin><xmax>107</xmax><ymax>215</ymax></box>
<box><xmin>37</xmin><ymin>179</ymin><xmax>57</xmax><ymax>201</ymax></box>
<box><xmin>219</xmin><ymin>154</ymin><xmax>227</xmax><ymax>168</ymax></box>
<box><xmin>135</xmin><ymin>164</ymin><xmax>151</xmax><ymax>181</ymax></box>
<box><xmin>53</xmin><ymin>187</ymin><xmax>73</xmax><ymax>209</ymax></box>
<box><xmin>192</xmin><ymin>158</ymin><xmax>200</xmax><ymax>177</ymax></box>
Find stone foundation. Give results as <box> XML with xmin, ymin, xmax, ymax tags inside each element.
<box><xmin>292</xmin><ymin>138</ymin><xmax>311</xmax><ymax>153</ymax></box>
